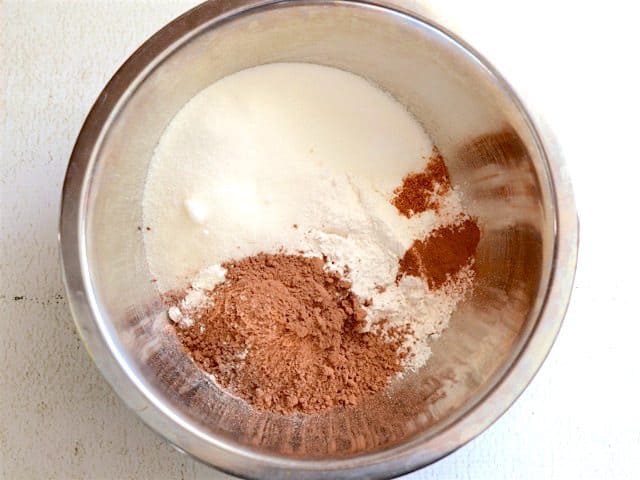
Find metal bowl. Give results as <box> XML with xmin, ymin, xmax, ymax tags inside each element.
<box><xmin>59</xmin><ymin>1</ymin><xmax>578</xmax><ymax>478</ymax></box>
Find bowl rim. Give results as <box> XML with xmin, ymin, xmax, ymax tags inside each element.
<box><xmin>59</xmin><ymin>1</ymin><xmax>579</xmax><ymax>478</ymax></box>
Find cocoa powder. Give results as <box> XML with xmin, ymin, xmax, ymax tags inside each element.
<box><xmin>397</xmin><ymin>218</ymin><xmax>481</xmax><ymax>289</ymax></box>
<box><xmin>173</xmin><ymin>254</ymin><xmax>404</xmax><ymax>414</ymax></box>
<box><xmin>391</xmin><ymin>147</ymin><xmax>451</xmax><ymax>217</ymax></box>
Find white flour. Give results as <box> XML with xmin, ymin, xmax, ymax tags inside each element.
<box><xmin>143</xmin><ymin>63</ymin><xmax>472</xmax><ymax>371</ymax></box>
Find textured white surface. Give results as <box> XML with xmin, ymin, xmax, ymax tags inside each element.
<box><xmin>1</xmin><ymin>1</ymin><xmax>639</xmax><ymax>479</ymax></box>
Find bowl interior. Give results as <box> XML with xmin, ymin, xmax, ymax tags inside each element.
<box><xmin>82</xmin><ymin>0</ymin><xmax>554</xmax><ymax>465</ymax></box>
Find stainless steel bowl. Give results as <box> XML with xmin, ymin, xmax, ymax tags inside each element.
<box><xmin>59</xmin><ymin>1</ymin><xmax>578</xmax><ymax>478</ymax></box>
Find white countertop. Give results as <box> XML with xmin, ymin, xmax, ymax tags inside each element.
<box><xmin>2</xmin><ymin>1</ymin><xmax>639</xmax><ymax>478</ymax></box>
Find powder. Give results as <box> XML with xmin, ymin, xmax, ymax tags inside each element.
<box><xmin>146</xmin><ymin>63</ymin><xmax>481</xmax><ymax>409</ymax></box>
<box><xmin>398</xmin><ymin>218</ymin><xmax>481</xmax><ymax>289</ymax></box>
<box><xmin>392</xmin><ymin>148</ymin><xmax>451</xmax><ymax>217</ymax></box>
<box><xmin>173</xmin><ymin>254</ymin><xmax>404</xmax><ymax>415</ymax></box>
<box><xmin>143</xmin><ymin>63</ymin><xmax>436</xmax><ymax>292</ymax></box>
<box><xmin>164</xmin><ymin>265</ymin><xmax>227</xmax><ymax>328</ymax></box>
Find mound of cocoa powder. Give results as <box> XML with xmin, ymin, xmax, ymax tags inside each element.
<box><xmin>174</xmin><ymin>254</ymin><xmax>404</xmax><ymax>415</ymax></box>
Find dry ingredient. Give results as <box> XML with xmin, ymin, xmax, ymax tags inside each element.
<box><xmin>142</xmin><ymin>62</ymin><xmax>436</xmax><ymax>293</ymax></box>
<box><xmin>172</xmin><ymin>254</ymin><xmax>404</xmax><ymax>414</ymax></box>
<box><xmin>392</xmin><ymin>148</ymin><xmax>451</xmax><ymax>216</ymax></box>
<box><xmin>398</xmin><ymin>218</ymin><xmax>481</xmax><ymax>290</ymax></box>
<box><xmin>144</xmin><ymin>62</ymin><xmax>481</xmax><ymax>414</ymax></box>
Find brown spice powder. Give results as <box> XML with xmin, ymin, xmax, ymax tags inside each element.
<box><xmin>391</xmin><ymin>147</ymin><xmax>451</xmax><ymax>217</ymax></box>
<box><xmin>397</xmin><ymin>218</ymin><xmax>481</xmax><ymax>289</ymax></box>
<box><xmin>173</xmin><ymin>254</ymin><xmax>404</xmax><ymax>415</ymax></box>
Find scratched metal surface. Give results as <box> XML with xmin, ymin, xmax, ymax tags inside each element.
<box><xmin>1</xmin><ymin>1</ymin><xmax>638</xmax><ymax>479</ymax></box>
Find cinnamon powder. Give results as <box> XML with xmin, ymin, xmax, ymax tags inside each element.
<box><xmin>174</xmin><ymin>254</ymin><xmax>404</xmax><ymax>414</ymax></box>
<box><xmin>391</xmin><ymin>147</ymin><xmax>451</xmax><ymax>217</ymax></box>
<box><xmin>392</xmin><ymin>149</ymin><xmax>480</xmax><ymax>289</ymax></box>
<box><xmin>397</xmin><ymin>218</ymin><xmax>481</xmax><ymax>289</ymax></box>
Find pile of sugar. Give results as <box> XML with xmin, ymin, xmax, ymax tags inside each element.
<box><xmin>143</xmin><ymin>63</ymin><xmax>472</xmax><ymax>370</ymax></box>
